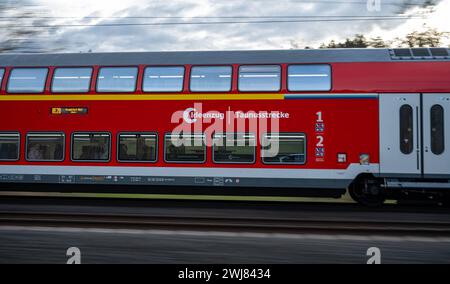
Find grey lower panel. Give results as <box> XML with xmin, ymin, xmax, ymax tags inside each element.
<box><xmin>0</xmin><ymin>173</ymin><xmax>351</xmax><ymax>189</ymax></box>
<box><xmin>377</xmin><ymin>173</ymin><xmax>450</xmax><ymax>179</ymax></box>
<box><xmin>375</xmin><ymin>173</ymin><xmax>423</xmax><ymax>178</ymax></box>
<box><xmin>386</xmin><ymin>180</ymin><xmax>450</xmax><ymax>189</ymax></box>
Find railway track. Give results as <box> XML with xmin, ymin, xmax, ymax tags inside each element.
<box><xmin>1</xmin><ymin>196</ymin><xmax>450</xmax><ymax>236</ymax></box>
<box><xmin>1</xmin><ymin>210</ymin><xmax>450</xmax><ymax>236</ymax></box>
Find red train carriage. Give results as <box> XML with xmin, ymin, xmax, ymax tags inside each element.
<box><xmin>0</xmin><ymin>48</ymin><xmax>449</xmax><ymax>205</ymax></box>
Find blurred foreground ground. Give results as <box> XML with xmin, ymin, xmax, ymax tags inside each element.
<box><xmin>0</xmin><ymin>194</ymin><xmax>447</xmax><ymax>263</ymax></box>
<box><xmin>1</xmin><ymin>226</ymin><xmax>449</xmax><ymax>263</ymax></box>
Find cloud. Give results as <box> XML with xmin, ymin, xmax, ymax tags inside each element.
<box><xmin>9</xmin><ymin>0</ymin><xmax>450</xmax><ymax>52</ymax></box>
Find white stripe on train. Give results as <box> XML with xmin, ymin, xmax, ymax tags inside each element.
<box><xmin>0</xmin><ymin>163</ymin><xmax>378</xmax><ymax>180</ymax></box>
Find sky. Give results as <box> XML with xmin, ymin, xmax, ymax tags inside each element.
<box><xmin>5</xmin><ymin>0</ymin><xmax>450</xmax><ymax>52</ymax></box>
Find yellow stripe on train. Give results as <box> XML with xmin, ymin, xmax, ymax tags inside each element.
<box><xmin>0</xmin><ymin>94</ymin><xmax>285</xmax><ymax>101</ymax></box>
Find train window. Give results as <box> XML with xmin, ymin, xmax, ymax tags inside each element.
<box><xmin>143</xmin><ymin>66</ymin><xmax>184</xmax><ymax>92</ymax></box>
<box><xmin>26</xmin><ymin>133</ymin><xmax>65</xmax><ymax>161</ymax></box>
<box><xmin>164</xmin><ymin>133</ymin><xmax>205</xmax><ymax>163</ymax></box>
<box><xmin>261</xmin><ymin>133</ymin><xmax>306</xmax><ymax>164</ymax></box>
<box><xmin>7</xmin><ymin>68</ymin><xmax>48</xmax><ymax>93</ymax></box>
<box><xmin>399</xmin><ymin>105</ymin><xmax>414</xmax><ymax>155</ymax></box>
<box><xmin>213</xmin><ymin>133</ymin><xmax>255</xmax><ymax>163</ymax></box>
<box><xmin>430</xmin><ymin>105</ymin><xmax>445</xmax><ymax>155</ymax></box>
<box><xmin>72</xmin><ymin>133</ymin><xmax>110</xmax><ymax>161</ymax></box>
<box><xmin>0</xmin><ymin>69</ymin><xmax>4</xmax><ymax>86</ymax></box>
<box><xmin>118</xmin><ymin>133</ymin><xmax>157</xmax><ymax>162</ymax></box>
<box><xmin>97</xmin><ymin>67</ymin><xmax>138</xmax><ymax>93</ymax></box>
<box><xmin>238</xmin><ymin>65</ymin><xmax>281</xmax><ymax>92</ymax></box>
<box><xmin>190</xmin><ymin>66</ymin><xmax>232</xmax><ymax>92</ymax></box>
<box><xmin>0</xmin><ymin>133</ymin><xmax>20</xmax><ymax>161</ymax></box>
<box><xmin>288</xmin><ymin>65</ymin><xmax>331</xmax><ymax>91</ymax></box>
<box><xmin>52</xmin><ymin>67</ymin><xmax>93</xmax><ymax>93</ymax></box>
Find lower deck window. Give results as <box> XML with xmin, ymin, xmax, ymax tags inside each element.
<box><xmin>262</xmin><ymin>133</ymin><xmax>306</xmax><ymax>164</ymax></box>
<box><xmin>165</xmin><ymin>133</ymin><xmax>205</xmax><ymax>163</ymax></box>
<box><xmin>118</xmin><ymin>133</ymin><xmax>157</xmax><ymax>162</ymax></box>
<box><xmin>26</xmin><ymin>133</ymin><xmax>64</xmax><ymax>161</ymax></box>
<box><xmin>72</xmin><ymin>133</ymin><xmax>110</xmax><ymax>161</ymax></box>
<box><xmin>213</xmin><ymin>133</ymin><xmax>255</xmax><ymax>163</ymax></box>
<box><xmin>0</xmin><ymin>133</ymin><xmax>20</xmax><ymax>161</ymax></box>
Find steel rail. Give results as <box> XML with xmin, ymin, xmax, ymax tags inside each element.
<box><xmin>1</xmin><ymin>211</ymin><xmax>450</xmax><ymax>236</ymax></box>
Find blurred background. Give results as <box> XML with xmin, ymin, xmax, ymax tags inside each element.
<box><xmin>0</xmin><ymin>0</ymin><xmax>449</xmax><ymax>54</ymax></box>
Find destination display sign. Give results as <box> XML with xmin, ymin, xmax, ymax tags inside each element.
<box><xmin>51</xmin><ymin>107</ymin><xmax>88</xmax><ymax>115</ymax></box>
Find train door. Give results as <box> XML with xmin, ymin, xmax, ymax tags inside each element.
<box><xmin>379</xmin><ymin>93</ymin><xmax>422</xmax><ymax>176</ymax></box>
<box><xmin>422</xmin><ymin>93</ymin><xmax>450</xmax><ymax>177</ymax></box>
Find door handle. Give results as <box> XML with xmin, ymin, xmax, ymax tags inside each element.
<box><xmin>415</xmin><ymin>106</ymin><xmax>420</xmax><ymax>171</ymax></box>
<box><xmin>415</xmin><ymin>106</ymin><xmax>420</xmax><ymax>150</ymax></box>
<box><xmin>416</xmin><ymin>150</ymin><xmax>420</xmax><ymax>170</ymax></box>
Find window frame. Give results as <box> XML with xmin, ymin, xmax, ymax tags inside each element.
<box><xmin>0</xmin><ymin>68</ymin><xmax>5</xmax><ymax>88</ymax></box>
<box><xmin>189</xmin><ymin>65</ymin><xmax>233</xmax><ymax>93</ymax></box>
<box><xmin>399</xmin><ymin>104</ymin><xmax>414</xmax><ymax>155</ymax></box>
<box><xmin>212</xmin><ymin>132</ymin><xmax>256</xmax><ymax>164</ymax></box>
<box><xmin>25</xmin><ymin>132</ymin><xmax>65</xmax><ymax>162</ymax></box>
<box><xmin>71</xmin><ymin>132</ymin><xmax>112</xmax><ymax>162</ymax></box>
<box><xmin>117</xmin><ymin>132</ymin><xmax>158</xmax><ymax>163</ymax></box>
<box><xmin>0</xmin><ymin>132</ymin><xmax>21</xmax><ymax>161</ymax></box>
<box><xmin>142</xmin><ymin>65</ymin><xmax>185</xmax><ymax>93</ymax></box>
<box><xmin>287</xmin><ymin>64</ymin><xmax>332</xmax><ymax>92</ymax></box>
<box><xmin>430</xmin><ymin>104</ymin><xmax>445</xmax><ymax>155</ymax></box>
<box><xmin>96</xmin><ymin>66</ymin><xmax>139</xmax><ymax>93</ymax></box>
<box><xmin>261</xmin><ymin>132</ymin><xmax>307</xmax><ymax>165</ymax></box>
<box><xmin>238</xmin><ymin>64</ymin><xmax>281</xmax><ymax>92</ymax></box>
<box><xmin>7</xmin><ymin>67</ymin><xmax>49</xmax><ymax>94</ymax></box>
<box><xmin>163</xmin><ymin>132</ymin><xmax>206</xmax><ymax>164</ymax></box>
<box><xmin>51</xmin><ymin>67</ymin><xmax>94</xmax><ymax>94</ymax></box>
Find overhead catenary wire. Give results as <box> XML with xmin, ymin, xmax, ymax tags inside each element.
<box><xmin>211</xmin><ymin>0</ymin><xmax>439</xmax><ymax>5</ymax></box>
<box><xmin>0</xmin><ymin>0</ymin><xmax>436</xmax><ymax>7</ymax></box>
<box><xmin>0</xmin><ymin>16</ymin><xmax>428</xmax><ymax>29</ymax></box>
<box><xmin>0</xmin><ymin>15</ymin><xmax>430</xmax><ymax>20</ymax></box>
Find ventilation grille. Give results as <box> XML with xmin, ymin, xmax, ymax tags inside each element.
<box><xmin>390</xmin><ymin>48</ymin><xmax>449</xmax><ymax>60</ymax></box>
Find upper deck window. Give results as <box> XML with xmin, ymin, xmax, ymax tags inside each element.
<box><xmin>97</xmin><ymin>67</ymin><xmax>138</xmax><ymax>93</ymax></box>
<box><xmin>190</xmin><ymin>66</ymin><xmax>232</xmax><ymax>92</ymax></box>
<box><xmin>52</xmin><ymin>67</ymin><xmax>93</xmax><ymax>93</ymax></box>
<box><xmin>7</xmin><ymin>68</ymin><xmax>48</xmax><ymax>93</ymax></box>
<box><xmin>0</xmin><ymin>69</ymin><xmax>4</xmax><ymax>87</ymax></box>
<box><xmin>143</xmin><ymin>66</ymin><xmax>184</xmax><ymax>92</ymax></box>
<box><xmin>238</xmin><ymin>65</ymin><xmax>281</xmax><ymax>92</ymax></box>
<box><xmin>288</xmin><ymin>65</ymin><xmax>331</xmax><ymax>91</ymax></box>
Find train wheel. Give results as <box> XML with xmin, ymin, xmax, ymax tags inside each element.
<box><xmin>349</xmin><ymin>178</ymin><xmax>386</xmax><ymax>207</ymax></box>
<box><xmin>440</xmin><ymin>194</ymin><xmax>450</xmax><ymax>207</ymax></box>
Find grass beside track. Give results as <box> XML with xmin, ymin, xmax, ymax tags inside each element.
<box><xmin>0</xmin><ymin>191</ymin><xmax>397</xmax><ymax>204</ymax></box>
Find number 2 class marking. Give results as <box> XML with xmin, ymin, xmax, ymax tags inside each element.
<box><xmin>316</xmin><ymin>135</ymin><xmax>324</xmax><ymax>147</ymax></box>
<box><xmin>315</xmin><ymin>111</ymin><xmax>324</xmax><ymax>159</ymax></box>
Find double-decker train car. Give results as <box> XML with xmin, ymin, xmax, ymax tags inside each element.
<box><xmin>0</xmin><ymin>48</ymin><xmax>449</xmax><ymax>205</ymax></box>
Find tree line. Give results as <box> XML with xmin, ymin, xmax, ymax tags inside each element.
<box><xmin>318</xmin><ymin>26</ymin><xmax>449</xmax><ymax>49</ymax></box>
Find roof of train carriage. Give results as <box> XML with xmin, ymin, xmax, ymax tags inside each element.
<box><xmin>0</xmin><ymin>48</ymin><xmax>449</xmax><ymax>67</ymax></box>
